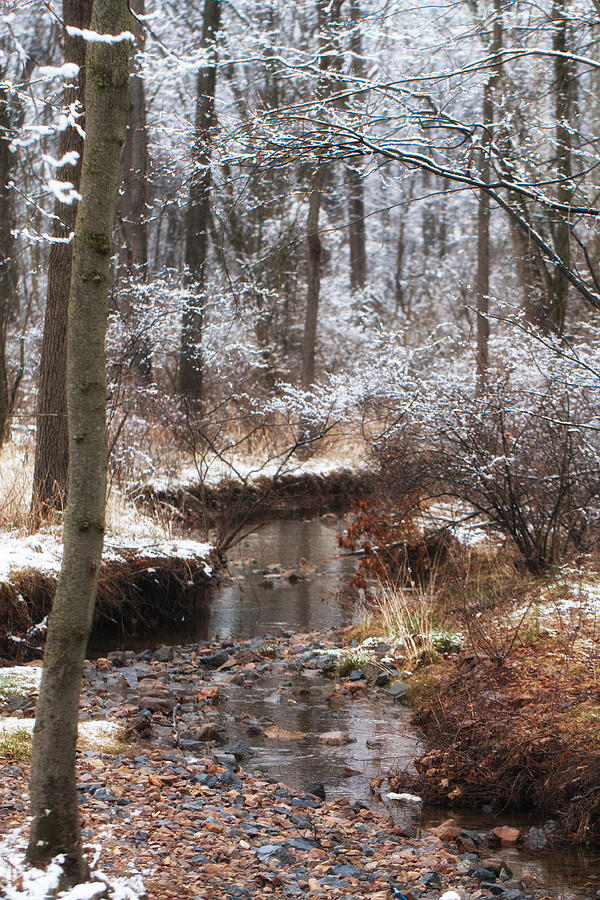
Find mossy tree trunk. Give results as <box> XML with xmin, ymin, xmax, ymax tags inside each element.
<box><xmin>27</xmin><ymin>0</ymin><xmax>131</xmax><ymax>882</ymax></box>
<box><xmin>32</xmin><ymin>0</ymin><xmax>92</xmax><ymax>519</ymax></box>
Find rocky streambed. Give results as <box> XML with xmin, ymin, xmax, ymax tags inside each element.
<box><xmin>2</xmin><ymin>515</ymin><xmax>600</xmax><ymax>897</ymax></box>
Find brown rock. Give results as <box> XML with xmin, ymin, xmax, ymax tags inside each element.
<box><xmin>492</xmin><ymin>826</ymin><xmax>521</xmax><ymax>844</ymax></box>
<box><xmin>432</xmin><ymin>818</ymin><xmax>463</xmax><ymax>842</ymax></box>
<box><xmin>264</xmin><ymin>726</ymin><xmax>307</xmax><ymax>742</ymax></box>
<box><xmin>139</xmin><ymin>695</ymin><xmax>176</xmax><ymax>711</ymax></box>
<box><xmin>318</xmin><ymin>730</ymin><xmax>355</xmax><ymax>745</ymax></box>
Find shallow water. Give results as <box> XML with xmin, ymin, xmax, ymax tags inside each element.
<box><xmin>97</xmin><ymin>514</ymin><xmax>600</xmax><ymax>896</ymax></box>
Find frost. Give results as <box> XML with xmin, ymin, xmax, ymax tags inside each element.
<box><xmin>66</xmin><ymin>26</ymin><xmax>134</xmax><ymax>44</ymax></box>
<box><xmin>38</xmin><ymin>63</ymin><xmax>80</xmax><ymax>80</ymax></box>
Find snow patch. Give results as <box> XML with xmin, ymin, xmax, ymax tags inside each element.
<box><xmin>0</xmin><ymin>827</ymin><xmax>144</xmax><ymax>899</ymax></box>
<box><xmin>0</xmin><ymin>666</ymin><xmax>42</xmax><ymax>698</ymax></box>
<box><xmin>0</xmin><ymin>718</ymin><xmax>125</xmax><ymax>752</ymax></box>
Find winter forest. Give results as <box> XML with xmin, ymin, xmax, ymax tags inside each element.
<box><xmin>3</xmin><ymin>0</ymin><xmax>600</xmax><ymax>897</ymax></box>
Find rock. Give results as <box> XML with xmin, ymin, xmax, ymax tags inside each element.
<box><xmin>304</xmin><ymin>781</ymin><xmax>326</xmax><ymax>800</ymax></box>
<box><xmin>375</xmin><ymin>672</ymin><xmax>391</xmax><ymax>687</ymax></box>
<box><xmin>524</xmin><ymin>826</ymin><xmax>547</xmax><ymax>850</ymax></box>
<box><xmin>421</xmin><ymin>872</ymin><xmax>441</xmax><ymax>887</ymax></box>
<box><xmin>226</xmin><ymin>740</ymin><xmax>252</xmax><ymax>760</ymax></box>
<box><xmin>139</xmin><ymin>695</ymin><xmax>176</xmax><ymax>711</ymax></box>
<box><xmin>198</xmin><ymin>650</ymin><xmax>232</xmax><ymax>668</ymax></box>
<box><xmin>432</xmin><ymin>818</ymin><xmax>462</xmax><ymax>842</ymax></box>
<box><xmin>264</xmin><ymin>726</ymin><xmax>306</xmax><ymax>742</ymax></box>
<box><xmin>257</xmin><ymin>843</ymin><xmax>295</xmax><ymax>865</ymax></box>
<box><xmin>388</xmin><ymin>681</ymin><xmax>409</xmax><ymax>700</ymax></box>
<box><xmin>474</xmin><ymin>867</ymin><xmax>497</xmax><ymax>882</ymax></box>
<box><xmin>492</xmin><ymin>826</ymin><xmax>520</xmax><ymax>844</ymax></box>
<box><xmin>331</xmin><ymin>863</ymin><xmax>364</xmax><ymax>879</ymax></box>
<box><xmin>153</xmin><ymin>645</ymin><xmax>174</xmax><ymax>662</ymax></box>
<box><xmin>195</xmin><ymin>724</ymin><xmax>226</xmax><ymax>742</ymax></box>
<box><xmin>92</xmin><ymin>787</ymin><xmax>116</xmax><ymax>803</ymax></box>
<box><xmin>214</xmin><ymin>752</ymin><xmax>237</xmax><ymax>769</ymax></box>
<box><xmin>318</xmin><ymin>730</ymin><xmax>355</xmax><ymax>745</ymax></box>
<box><xmin>349</xmin><ymin>669</ymin><xmax>364</xmax><ymax>681</ymax></box>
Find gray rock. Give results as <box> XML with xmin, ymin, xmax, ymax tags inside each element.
<box><xmin>92</xmin><ymin>787</ymin><xmax>116</xmax><ymax>803</ymax></box>
<box><xmin>288</xmin><ymin>837</ymin><xmax>321</xmax><ymax>852</ymax></box>
<box><xmin>305</xmin><ymin>781</ymin><xmax>326</xmax><ymax>800</ymax></box>
<box><xmin>331</xmin><ymin>864</ymin><xmax>363</xmax><ymax>878</ymax></box>
<box><xmin>524</xmin><ymin>826</ymin><xmax>547</xmax><ymax>850</ymax></box>
<box><xmin>375</xmin><ymin>672</ymin><xmax>391</xmax><ymax>687</ymax></box>
<box><xmin>501</xmin><ymin>891</ymin><xmax>524</xmax><ymax>900</ymax></box>
<box><xmin>214</xmin><ymin>752</ymin><xmax>237</xmax><ymax>769</ymax></box>
<box><xmin>349</xmin><ymin>669</ymin><xmax>364</xmax><ymax>681</ymax></box>
<box><xmin>388</xmin><ymin>681</ymin><xmax>409</xmax><ymax>700</ymax></box>
<box><xmin>226</xmin><ymin>740</ymin><xmax>252</xmax><ymax>760</ymax></box>
<box><xmin>153</xmin><ymin>645</ymin><xmax>174</xmax><ymax>662</ymax></box>
<box><xmin>257</xmin><ymin>843</ymin><xmax>295</xmax><ymax>865</ymax></box>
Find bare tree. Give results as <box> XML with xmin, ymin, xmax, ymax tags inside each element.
<box><xmin>28</xmin><ymin>0</ymin><xmax>131</xmax><ymax>879</ymax></box>
<box><xmin>32</xmin><ymin>0</ymin><xmax>92</xmax><ymax>517</ymax></box>
<box><xmin>179</xmin><ymin>0</ymin><xmax>221</xmax><ymax>401</ymax></box>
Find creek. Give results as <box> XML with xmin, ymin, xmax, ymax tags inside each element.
<box><xmin>95</xmin><ymin>513</ymin><xmax>600</xmax><ymax>898</ymax></box>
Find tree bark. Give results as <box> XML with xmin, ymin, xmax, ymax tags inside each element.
<box><xmin>476</xmin><ymin>0</ymin><xmax>502</xmax><ymax>388</ymax></box>
<box><xmin>117</xmin><ymin>0</ymin><xmax>148</xmax><ymax>278</ymax></box>
<box><xmin>116</xmin><ymin>0</ymin><xmax>151</xmax><ymax>379</ymax></box>
<box><xmin>32</xmin><ymin>0</ymin><xmax>92</xmax><ymax>518</ymax></box>
<box><xmin>346</xmin><ymin>0</ymin><xmax>366</xmax><ymax>292</ymax></box>
<box><xmin>301</xmin><ymin>0</ymin><xmax>341</xmax><ymax>389</ymax></box>
<box><xmin>550</xmin><ymin>0</ymin><xmax>573</xmax><ymax>332</ymax></box>
<box><xmin>28</xmin><ymin>0</ymin><xmax>131</xmax><ymax>881</ymax></box>
<box><xmin>0</xmin><ymin>85</ymin><xmax>15</xmax><ymax>447</ymax></box>
<box><xmin>302</xmin><ymin>166</ymin><xmax>326</xmax><ymax>389</ymax></box>
<box><xmin>179</xmin><ymin>0</ymin><xmax>221</xmax><ymax>400</ymax></box>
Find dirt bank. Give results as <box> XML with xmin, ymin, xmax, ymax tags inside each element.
<box><xmin>0</xmin><ymin>549</ymin><xmax>217</xmax><ymax>661</ymax></box>
<box><xmin>141</xmin><ymin>469</ymin><xmax>374</xmax><ymax>541</ymax></box>
<box><xmin>390</xmin><ymin>625</ymin><xmax>600</xmax><ymax>846</ymax></box>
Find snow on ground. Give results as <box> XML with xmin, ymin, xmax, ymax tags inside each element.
<box><xmin>0</xmin><ymin>826</ymin><xmax>144</xmax><ymax>900</ymax></box>
<box><xmin>146</xmin><ymin>450</ymin><xmax>367</xmax><ymax>492</ymax></box>
<box><xmin>0</xmin><ymin>718</ymin><xmax>126</xmax><ymax>753</ymax></box>
<box><xmin>0</xmin><ymin>666</ymin><xmax>42</xmax><ymax>698</ymax></box>
<box><xmin>0</xmin><ymin>530</ymin><xmax>214</xmax><ymax>585</ymax></box>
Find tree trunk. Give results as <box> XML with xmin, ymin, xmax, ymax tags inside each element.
<box><xmin>346</xmin><ymin>0</ymin><xmax>366</xmax><ymax>292</ymax></box>
<box><xmin>550</xmin><ymin>0</ymin><xmax>573</xmax><ymax>332</ymax></box>
<box><xmin>476</xmin><ymin>82</ymin><xmax>492</xmax><ymax>387</ymax></box>
<box><xmin>117</xmin><ymin>0</ymin><xmax>148</xmax><ymax>278</ymax></box>
<box><xmin>0</xmin><ymin>85</ymin><xmax>15</xmax><ymax>447</ymax></box>
<box><xmin>301</xmin><ymin>0</ymin><xmax>341</xmax><ymax>390</ymax></box>
<box><xmin>476</xmin><ymin>0</ymin><xmax>502</xmax><ymax>388</ymax></box>
<box><xmin>179</xmin><ymin>0</ymin><xmax>221</xmax><ymax>400</ymax></box>
<box><xmin>116</xmin><ymin>0</ymin><xmax>151</xmax><ymax>379</ymax></box>
<box><xmin>28</xmin><ymin>0</ymin><xmax>131</xmax><ymax>881</ymax></box>
<box><xmin>302</xmin><ymin>166</ymin><xmax>326</xmax><ymax>389</ymax></box>
<box><xmin>32</xmin><ymin>0</ymin><xmax>92</xmax><ymax>519</ymax></box>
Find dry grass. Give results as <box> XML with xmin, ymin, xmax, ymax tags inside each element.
<box><xmin>372</xmin><ymin>580</ymin><xmax>462</xmax><ymax>666</ymax></box>
<box><xmin>0</xmin><ymin>443</ymin><xmax>34</xmax><ymax>532</ymax></box>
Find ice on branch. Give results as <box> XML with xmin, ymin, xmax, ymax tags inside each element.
<box><xmin>38</xmin><ymin>62</ymin><xmax>80</xmax><ymax>79</ymax></box>
<box><xmin>66</xmin><ymin>26</ymin><xmax>134</xmax><ymax>43</ymax></box>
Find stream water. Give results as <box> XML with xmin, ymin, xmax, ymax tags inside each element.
<box><xmin>99</xmin><ymin>513</ymin><xmax>600</xmax><ymax>897</ymax></box>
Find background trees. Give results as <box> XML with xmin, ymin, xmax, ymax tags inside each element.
<box><xmin>0</xmin><ymin>0</ymin><xmax>597</xmax><ymax>508</ymax></box>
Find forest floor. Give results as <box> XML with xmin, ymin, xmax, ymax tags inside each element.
<box><xmin>0</xmin><ymin>630</ymin><xmax>573</xmax><ymax>900</ymax></box>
